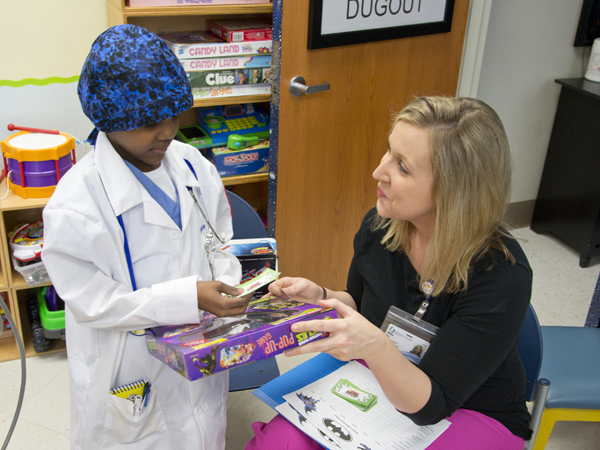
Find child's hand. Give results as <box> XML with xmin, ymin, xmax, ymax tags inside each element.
<box><xmin>197</xmin><ymin>281</ymin><xmax>252</xmax><ymax>317</ymax></box>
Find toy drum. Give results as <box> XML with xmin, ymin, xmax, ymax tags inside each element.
<box><xmin>1</xmin><ymin>131</ymin><xmax>75</xmax><ymax>199</ymax></box>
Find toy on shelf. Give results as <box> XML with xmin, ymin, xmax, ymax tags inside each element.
<box><xmin>9</xmin><ymin>221</ymin><xmax>50</xmax><ymax>286</ymax></box>
<box><xmin>196</xmin><ymin>103</ymin><xmax>270</xmax><ymax>149</ymax></box>
<box><xmin>1</xmin><ymin>124</ymin><xmax>75</xmax><ymax>199</ymax></box>
<box><xmin>26</xmin><ymin>296</ymin><xmax>52</xmax><ymax>353</ymax></box>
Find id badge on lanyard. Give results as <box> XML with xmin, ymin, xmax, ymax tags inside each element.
<box><xmin>380</xmin><ymin>281</ymin><xmax>438</xmax><ymax>365</ymax></box>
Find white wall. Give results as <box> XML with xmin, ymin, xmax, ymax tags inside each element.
<box><xmin>475</xmin><ymin>0</ymin><xmax>587</xmax><ymax>203</ymax></box>
<box><xmin>0</xmin><ymin>0</ymin><xmax>108</xmax><ymax>146</ymax></box>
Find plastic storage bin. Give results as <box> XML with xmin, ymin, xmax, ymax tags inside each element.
<box><xmin>9</xmin><ymin>221</ymin><xmax>49</xmax><ymax>286</ymax></box>
<box><xmin>36</xmin><ymin>287</ymin><xmax>65</xmax><ymax>340</ymax></box>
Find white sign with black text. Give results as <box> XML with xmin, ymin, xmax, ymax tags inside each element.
<box><xmin>320</xmin><ymin>0</ymin><xmax>448</xmax><ymax>35</ymax></box>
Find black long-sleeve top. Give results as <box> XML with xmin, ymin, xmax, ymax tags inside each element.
<box><xmin>347</xmin><ymin>209</ymin><xmax>532</xmax><ymax>440</ymax></box>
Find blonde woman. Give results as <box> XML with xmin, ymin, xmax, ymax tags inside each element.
<box><xmin>247</xmin><ymin>97</ymin><xmax>532</xmax><ymax>450</ymax></box>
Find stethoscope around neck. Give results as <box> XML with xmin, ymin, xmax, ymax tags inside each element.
<box><xmin>116</xmin><ymin>159</ymin><xmax>222</xmax><ymax>336</ymax></box>
<box><xmin>116</xmin><ymin>158</ymin><xmax>222</xmax><ymax>291</ymax></box>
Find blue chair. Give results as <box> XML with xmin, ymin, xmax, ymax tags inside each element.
<box><xmin>531</xmin><ymin>305</ymin><xmax>600</xmax><ymax>449</ymax></box>
<box><xmin>516</xmin><ymin>304</ymin><xmax>550</xmax><ymax>449</ymax></box>
<box><xmin>227</xmin><ymin>191</ymin><xmax>267</xmax><ymax>239</ymax></box>
<box><xmin>226</xmin><ymin>190</ymin><xmax>280</xmax><ymax>391</ymax></box>
<box><xmin>517</xmin><ymin>276</ymin><xmax>600</xmax><ymax>450</ymax></box>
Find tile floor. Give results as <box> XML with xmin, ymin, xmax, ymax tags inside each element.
<box><xmin>1</xmin><ymin>227</ymin><xmax>599</xmax><ymax>449</ymax></box>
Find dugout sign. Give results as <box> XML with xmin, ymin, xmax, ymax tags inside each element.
<box><xmin>308</xmin><ymin>0</ymin><xmax>455</xmax><ymax>49</ymax></box>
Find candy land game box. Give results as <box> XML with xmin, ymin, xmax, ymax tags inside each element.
<box><xmin>146</xmin><ymin>296</ymin><xmax>337</xmax><ymax>381</ymax></box>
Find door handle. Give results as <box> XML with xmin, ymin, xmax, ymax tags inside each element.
<box><xmin>289</xmin><ymin>76</ymin><xmax>330</xmax><ymax>97</ymax></box>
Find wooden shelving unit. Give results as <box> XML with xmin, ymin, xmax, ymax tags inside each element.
<box><xmin>0</xmin><ymin>186</ymin><xmax>64</xmax><ymax>362</ymax></box>
<box><xmin>0</xmin><ymin>2</ymin><xmax>274</xmax><ymax>363</ymax></box>
<box><xmin>108</xmin><ymin>2</ymin><xmax>273</xmax><ymax>19</ymax></box>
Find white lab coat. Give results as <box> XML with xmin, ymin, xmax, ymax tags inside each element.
<box><xmin>41</xmin><ymin>132</ymin><xmax>242</xmax><ymax>450</ymax></box>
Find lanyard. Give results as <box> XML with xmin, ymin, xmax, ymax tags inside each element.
<box><xmin>413</xmin><ymin>279</ymin><xmax>434</xmax><ymax>323</ymax></box>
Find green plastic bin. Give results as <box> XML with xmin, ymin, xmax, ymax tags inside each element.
<box><xmin>36</xmin><ymin>287</ymin><xmax>65</xmax><ymax>340</ymax></box>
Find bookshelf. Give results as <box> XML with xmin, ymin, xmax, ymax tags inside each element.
<box><xmin>0</xmin><ymin>1</ymin><xmax>275</xmax><ymax>363</ymax></box>
<box><xmin>106</xmin><ymin>0</ymin><xmax>274</xmax><ymax>220</ymax></box>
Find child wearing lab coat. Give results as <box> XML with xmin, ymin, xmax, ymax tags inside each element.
<box><xmin>41</xmin><ymin>24</ymin><xmax>251</xmax><ymax>450</ymax></box>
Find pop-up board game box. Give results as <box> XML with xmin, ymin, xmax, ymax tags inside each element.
<box><xmin>146</xmin><ymin>296</ymin><xmax>337</xmax><ymax>381</ymax></box>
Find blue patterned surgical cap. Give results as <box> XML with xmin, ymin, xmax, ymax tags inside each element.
<box><xmin>78</xmin><ymin>24</ymin><xmax>192</xmax><ymax>142</ymax></box>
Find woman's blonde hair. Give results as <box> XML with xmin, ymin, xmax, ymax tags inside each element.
<box><xmin>374</xmin><ymin>96</ymin><xmax>513</xmax><ymax>296</ymax></box>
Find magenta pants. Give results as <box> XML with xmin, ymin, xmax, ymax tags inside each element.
<box><xmin>245</xmin><ymin>409</ymin><xmax>525</xmax><ymax>450</ymax></box>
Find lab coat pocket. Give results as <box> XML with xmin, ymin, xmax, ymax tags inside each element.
<box><xmin>101</xmin><ymin>385</ymin><xmax>167</xmax><ymax>447</ymax></box>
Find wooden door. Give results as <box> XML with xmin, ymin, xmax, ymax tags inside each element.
<box><xmin>275</xmin><ymin>0</ymin><xmax>471</xmax><ymax>290</ymax></box>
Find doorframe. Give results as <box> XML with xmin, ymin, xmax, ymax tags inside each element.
<box><xmin>266</xmin><ymin>0</ymin><xmax>283</xmax><ymax>237</ymax></box>
<box><xmin>456</xmin><ymin>0</ymin><xmax>493</xmax><ymax>97</ymax></box>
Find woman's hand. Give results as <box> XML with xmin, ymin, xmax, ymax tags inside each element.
<box><xmin>268</xmin><ymin>277</ymin><xmax>323</xmax><ymax>304</ymax></box>
<box><xmin>285</xmin><ymin>298</ymin><xmax>388</xmax><ymax>362</ymax></box>
<box><xmin>197</xmin><ymin>281</ymin><xmax>252</xmax><ymax>316</ymax></box>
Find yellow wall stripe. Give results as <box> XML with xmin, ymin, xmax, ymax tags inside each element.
<box><xmin>0</xmin><ymin>76</ymin><xmax>79</xmax><ymax>88</ymax></box>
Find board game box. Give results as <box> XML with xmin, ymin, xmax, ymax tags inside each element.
<box><xmin>208</xmin><ymin>139</ymin><xmax>269</xmax><ymax>177</ymax></box>
<box><xmin>222</xmin><ymin>238</ymin><xmax>277</xmax><ymax>298</ymax></box>
<box><xmin>159</xmin><ymin>31</ymin><xmax>272</xmax><ymax>60</ymax></box>
<box><xmin>207</xmin><ymin>18</ymin><xmax>273</xmax><ymax>42</ymax></box>
<box><xmin>146</xmin><ymin>296</ymin><xmax>337</xmax><ymax>381</ymax></box>
<box><xmin>180</xmin><ymin>54</ymin><xmax>272</xmax><ymax>72</ymax></box>
<box><xmin>191</xmin><ymin>82</ymin><xmax>271</xmax><ymax>100</ymax></box>
<box><xmin>186</xmin><ymin>63</ymin><xmax>270</xmax><ymax>89</ymax></box>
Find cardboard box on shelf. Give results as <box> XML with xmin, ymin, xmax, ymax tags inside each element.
<box><xmin>207</xmin><ymin>18</ymin><xmax>273</xmax><ymax>43</ymax></box>
<box><xmin>159</xmin><ymin>31</ymin><xmax>272</xmax><ymax>60</ymax></box>
<box><xmin>208</xmin><ymin>139</ymin><xmax>269</xmax><ymax>177</ymax></box>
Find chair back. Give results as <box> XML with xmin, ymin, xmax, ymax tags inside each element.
<box><xmin>517</xmin><ymin>303</ymin><xmax>543</xmax><ymax>401</ymax></box>
<box><xmin>225</xmin><ymin>190</ymin><xmax>279</xmax><ymax>391</ymax></box>
<box><xmin>227</xmin><ymin>191</ymin><xmax>267</xmax><ymax>239</ymax></box>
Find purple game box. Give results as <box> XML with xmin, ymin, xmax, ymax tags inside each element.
<box><xmin>146</xmin><ymin>296</ymin><xmax>337</xmax><ymax>381</ymax></box>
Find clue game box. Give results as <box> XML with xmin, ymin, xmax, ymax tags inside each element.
<box><xmin>146</xmin><ymin>296</ymin><xmax>337</xmax><ymax>381</ymax></box>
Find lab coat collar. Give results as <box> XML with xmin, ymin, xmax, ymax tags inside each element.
<box><xmin>94</xmin><ymin>132</ymin><xmax>199</xmax><ymax>230</ymax></box>
<box><xmin>94</xmin><ymin>132</ymin><xmax>143</xmax><ymax>217</ymax></box>
<box><xmin>161</xmin><ymin>145</ymin><xmax>202</xmax><ymax>232</ymax></box>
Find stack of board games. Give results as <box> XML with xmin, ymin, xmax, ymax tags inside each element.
<box><xmin>159</xmin><ymin>28</ymin><xmax>272</xmax><ymax>100</ymax></box>
<box><xmin>146</xmin><ymin>295</ymin><xmax>337</xmax><ymax>381</ymax></box>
